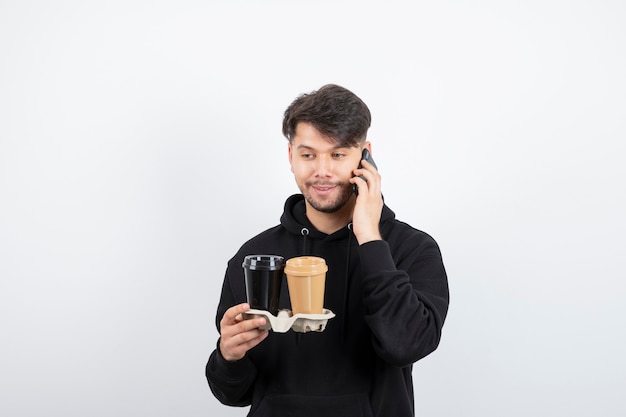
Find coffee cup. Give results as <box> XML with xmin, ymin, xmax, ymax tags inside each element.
<box><xmin>242</xmin><ymin>255</ymin><xmax>285</xmax><ymax>315</ymax></box>
<box><xmin>284</xmin><ymin>256</ymin><xmax>328</xmax><ymax>315</ymax></box>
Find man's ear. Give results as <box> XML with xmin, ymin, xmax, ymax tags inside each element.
<box><xmin>288</xmin><ymin>143</ymin><xmax>294</xmax><ymax>173</ymax></box>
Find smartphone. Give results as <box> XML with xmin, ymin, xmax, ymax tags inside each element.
<box><xmin>353</xmin><ymin>148</ymin><xmax>378</xmax><ymax>195</ymax></box>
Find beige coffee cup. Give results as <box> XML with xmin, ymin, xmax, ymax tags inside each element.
<box><xmin>284</xmin><ymin>256</ymin><xmax>328</xmax><ymax>315</ymax></box>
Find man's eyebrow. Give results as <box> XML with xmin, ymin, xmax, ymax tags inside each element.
<box><xmin>295</xmin><ymin>144</ymin><xmax>349</xmax><ymax>151</ymax></box>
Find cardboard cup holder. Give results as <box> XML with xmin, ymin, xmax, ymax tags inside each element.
<box><xmin>244</xmin><ymin>308</ymin><xmax>335</xmax><ymax>333</ymax></box>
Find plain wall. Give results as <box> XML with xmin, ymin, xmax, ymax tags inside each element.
<box><xmin>1</xmin><ymin>1</ymin><xmax>624</xmax><ymax>416</ymax></box>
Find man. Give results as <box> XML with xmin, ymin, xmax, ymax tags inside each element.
<box><xmin>206</xmin><ymin>84</ymin><xmax>449</xmax><ymax>417</ymax></box>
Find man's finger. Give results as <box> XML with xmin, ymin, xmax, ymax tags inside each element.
<box><xmin>221</xmin><ymin>303</ymin><xmax>250</xmax><ymax>325</ymax></box>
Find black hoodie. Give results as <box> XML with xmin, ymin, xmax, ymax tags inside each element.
<box><xmin>206</xmin><ymin>194</ymin><xmax>449</xmax><ymax>417</ymax></box>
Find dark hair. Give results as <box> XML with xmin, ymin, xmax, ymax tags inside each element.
<box><xmin>282</xmin><ymin>84</ymin><xmax>371</xmax><ymax>147</ymax></box>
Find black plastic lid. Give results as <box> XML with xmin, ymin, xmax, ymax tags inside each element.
<box><xmin>242</xmin><ymin>255</ymin><xmax>285</xmax><ymax>270</ymax></box>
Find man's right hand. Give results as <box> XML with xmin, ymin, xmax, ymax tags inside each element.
<box><xmin>219</xmin><ymin>303</ymin><xmax>269</xmax><ymax>362</ymax></box>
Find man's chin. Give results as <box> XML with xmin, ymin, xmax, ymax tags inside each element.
<box><xmin>309</xmin><ymin>201</ymin><xmax>343</xmax><ymax>214</ymax></box>
<box><xmin>304</xmin><ymin>190</ymin><xmax>353</xmax><ymax>213</ymax></box>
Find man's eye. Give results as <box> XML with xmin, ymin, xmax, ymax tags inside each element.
<box><xmin>332</xmin><ymin>153</ymin><xmax>346</xmax><ymax>159</ymax></box>
<box><xmin>301</xmin><ymin>154</ymin><xmax>314</xmax><ymax>159</ymax></box>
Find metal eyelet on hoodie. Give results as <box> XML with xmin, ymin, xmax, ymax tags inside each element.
<box><xmin>300</xmin><ymin>228</ymin><xmax>310</xmax><ymax>236</ymax></box>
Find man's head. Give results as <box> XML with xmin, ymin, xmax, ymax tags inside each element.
<box><xmin>282</xmin><ymin>84</ymin><xmax>371</xmax><ymax>147</ymax></box>
<box><xmin>284</xmin><ymin>85</ymin><xmax>373</xmax><ymax>218</ymax></box>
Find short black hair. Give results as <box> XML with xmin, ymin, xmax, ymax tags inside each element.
<box><xmin>282</xmin><ymin>84</ymin><xmax>371</xmax><ymax>147</ymax></box>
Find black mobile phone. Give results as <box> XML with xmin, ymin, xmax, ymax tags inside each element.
<box><xmin>353</xmin><ymin>148</ymin><xmax>378</xmax><ymax>195</ymax></box>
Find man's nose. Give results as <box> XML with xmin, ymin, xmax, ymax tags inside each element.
<box><xmin>314</xmin><ymin>156</ymin><xmax>333</xmax><ymax>177</ymax></box>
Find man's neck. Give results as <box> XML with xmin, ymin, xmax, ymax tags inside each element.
<box><xmin>304</xmin><ymin>199</ymin><xmax>355</xmax><ymax>235</ymax></box>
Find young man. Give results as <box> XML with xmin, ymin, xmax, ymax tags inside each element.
<box><xmin>206</xmin><ymin>84</ymin><xmax>449</xmax><ymax>417</ymax></box>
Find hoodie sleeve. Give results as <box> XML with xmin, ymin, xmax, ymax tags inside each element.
<box><xmin>359</xmin><ymin>235</ymin><xmax>449</xmax><ymax>368</ymax></box>
<box><xmin>205</xmin><ymin>270</ymin><xmax>257</xmax><ymax>406</ymax></box>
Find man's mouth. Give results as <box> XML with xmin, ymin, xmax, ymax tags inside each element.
<box><xmin>310</xmin><ymin>183</ymin><xmax>338</xmax><ymax>194</ymax></box>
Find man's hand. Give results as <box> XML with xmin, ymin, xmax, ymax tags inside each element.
<box><xmin>219</xmin><ymin>303</ymin><xmax>269</xmax><ymax>362</ymax></box>
<box><xmin>350</xmin><ymin>158</ymin><xmax>383</xmax><ymax>245</ymax></box>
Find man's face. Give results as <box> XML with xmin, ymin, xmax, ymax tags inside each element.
<box><xmin>288</xmin><ymin>122</ymin><xmax>365</xmax><ymax>214</ymax></box>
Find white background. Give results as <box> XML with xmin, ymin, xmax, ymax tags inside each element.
<box><xmin>1</xmin><ymin>1</ymin><xmax>625</xmax><ymax>416</ymax></box>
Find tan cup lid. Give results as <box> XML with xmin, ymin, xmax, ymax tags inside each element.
<box><xmin>284</xmin><ymin>256</ymin><xmax>328</xmax><ymax>276</ymax></box>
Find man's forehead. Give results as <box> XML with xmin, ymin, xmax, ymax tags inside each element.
<box><xmin>292</xmin><ymin>125</ymin><xmax>354</xmax><ymax>149</ymax></box>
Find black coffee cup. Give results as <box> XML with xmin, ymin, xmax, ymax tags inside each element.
<box><xmin>242</xmin><ymin>255</ymin><xmax>285</xmax><ymax>315</ymax></box>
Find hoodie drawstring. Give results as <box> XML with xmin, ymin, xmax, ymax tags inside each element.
<box><xmin>342</xmin><ymin>223</ymin><xmax>353</xmax><ymax>345</ymax></box>
<box><xmin>300</xmin><ymin>227</ymin><xmax>310</xmax><ymax>254</ymax></box>
<box><xmin>296</xmin><ymin>227</ymin><xmax>310</xmax><ymax>345</ymax></box>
